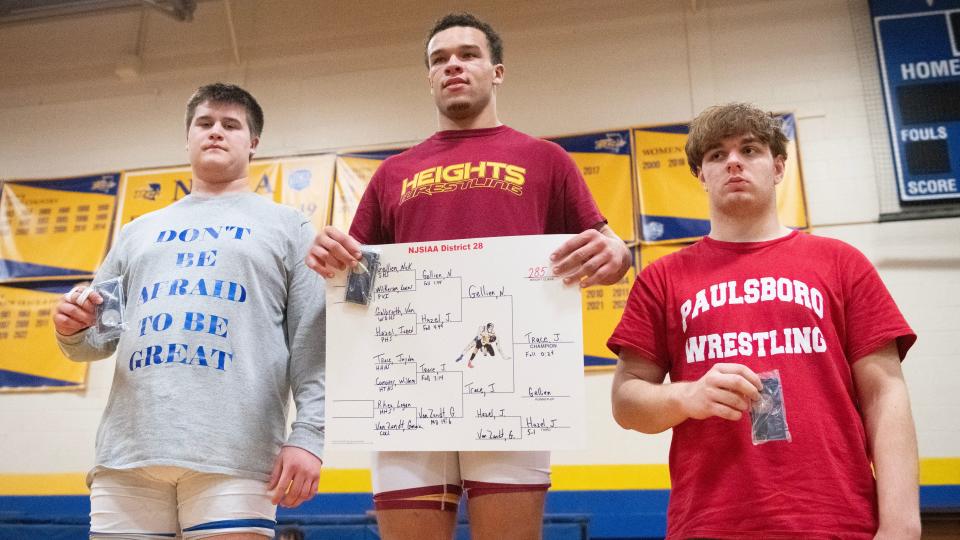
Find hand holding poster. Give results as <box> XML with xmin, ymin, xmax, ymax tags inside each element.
<box><xmin>325</xmin><ymin>235</ymin><xmax>586</xmax><ymax>451</ymax></box>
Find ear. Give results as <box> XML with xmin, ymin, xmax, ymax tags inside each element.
<box><xmin>249</xmin><ymin>136</ymin><xmax>260</xmax><ymax>158</ymax></box>
<box><xmin>492</xmin><ymin>63</ymin><xmax>504</xmax><ymax>87</ymax></box>
<box><xmin>773</xmin><ymin>155</ymin><xmax>785</xmax><ymax>185</ymax></box>
<box><xmin>697</xmin><ymin>168</ymin><xmax>707</xmax><ymax>191</ymax></box>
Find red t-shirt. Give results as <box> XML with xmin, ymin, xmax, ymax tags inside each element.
<box><xmin>349</xmin><ymin>125</ymin><xmax>604</xmax><ymax>243</ymax></box>
<box><xmin>608</xmin><ymin>231</ymin><xmax>916</xmax><ymax>540</ymax></box>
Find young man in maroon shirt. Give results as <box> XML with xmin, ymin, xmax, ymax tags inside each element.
<box><xmin>609</xmin><ymin>103</ymin><xmax>920</xmax><ymax>539</ymax></box>
<box><xmin>306</xmin><ymin>12</ymin><xmax>631</xmax><ymax>540</ymax></box>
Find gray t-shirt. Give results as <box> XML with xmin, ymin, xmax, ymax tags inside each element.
<box><xmin>57</xmin><ymin>192</ymin><xmax>325</xmax><ymax>482</ymax></box>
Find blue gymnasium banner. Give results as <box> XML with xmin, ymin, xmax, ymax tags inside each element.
<box><xmin>870</xmin><ymin>0</ymin><xmax>960</xmax><ymax>202</ymax></box>
<box><xmin>0</xmin><ymin>280</ymin><xmax>89</xmax><ymax>392</ymax></box>
<box><xmin>1</xmin><ymin>174</ymin><xmax>119</xmax><ymax>280</ymax></box>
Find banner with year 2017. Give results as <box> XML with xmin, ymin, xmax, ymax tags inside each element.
<box><xmin>549</xmin><ymin>130</ymin><xmax>637</xmax><ymax>369</ymax></box>
<box><xmin>549</xmin><ymin>130</ymin><xmax>637</xmax><ymax>242</ymax></box>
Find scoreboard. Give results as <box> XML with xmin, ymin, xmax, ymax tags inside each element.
<box><xmin>871</xmin><ymin>0</ymin><xmax>960</xmax><ymax>202</ymax></box>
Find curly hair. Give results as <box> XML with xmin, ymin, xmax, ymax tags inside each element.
<box><xmin>685</xmin><ymin>103</ymin><xmax>787</xmax><ymax>176</ymax></box>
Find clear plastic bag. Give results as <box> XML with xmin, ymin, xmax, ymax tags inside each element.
<box><xmin>344</xmin><ymin>246</ymin><xmax>381</xmax><ymax>305</ymax></box>
<box><xmin>91</xmin><ymin>275</ymin><xmax>127</xmax><ymax>342</ymax></box>
<box><xmin>749</xmin><ymin>369</ymin><xmax>792</xmax><ymax>444</ymax></box>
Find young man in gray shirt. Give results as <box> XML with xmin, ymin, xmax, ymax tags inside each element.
<box><xmin>53</xmin><ymin>83</ymin><xmax>325</xmax><ymax>539</ymax></box>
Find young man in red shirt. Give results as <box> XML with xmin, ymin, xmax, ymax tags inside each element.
<box><xmin>307</xmin><ymin>12</ymin><xmax>631</xmax><ymax>540</ymax></box>
<box><xmin>609</xmin><ymin>103</ymin><xmax>920</xmax><ymax>539</ymax></box>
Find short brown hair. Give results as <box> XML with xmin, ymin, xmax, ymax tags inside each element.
<box><xmin>185</xmin><ymin>82</ymin><xmax>264</xmax><ymax>139</ymax></box>
<box><xmin>685</xmin><ymin>103</ymin><xmax>787</xmax><ymax>176</ymax></box>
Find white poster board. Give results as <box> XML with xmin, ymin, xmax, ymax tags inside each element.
<box><xmin>325</xmin><ymin>235</ymin><xmax>585</xmax><ymax>451</ymax></box>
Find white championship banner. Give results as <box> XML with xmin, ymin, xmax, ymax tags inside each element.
<box><xmin>325</xmin><ymin>235</ymin><xmax>585</xmax><ymax>451</ymax></box>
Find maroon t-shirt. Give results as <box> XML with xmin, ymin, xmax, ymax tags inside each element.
<box><xmin>608</xmin><ymin>231</ymin><xmax>916</xmax><ymax>540</ymax></box>
<box><xmin>349</xmin><ymin>125</ymin><xmax>604</xmax><ymax>243</ymax></box>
